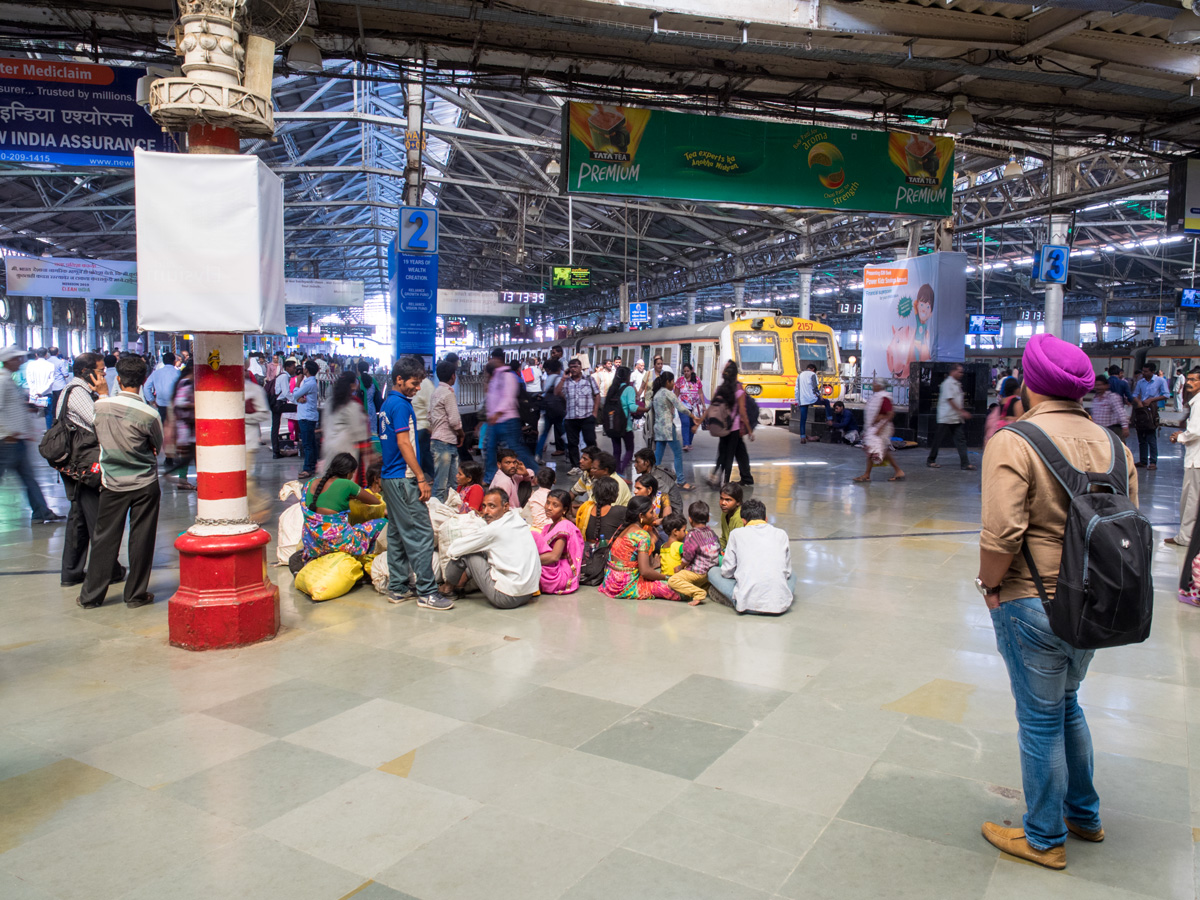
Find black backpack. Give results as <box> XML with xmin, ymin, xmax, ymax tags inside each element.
<box><xmin>743</xmin><ymin>393</ymin><xmax>761</xmax><ymax>431</ymax></box>
<box><xmin>602</xmin><ymin>389</ymin><xmax>629</xmax><ymax>438</ymax></box>
<box><xmin>1006</xmin><ymin>421</ymin><xmax>1153</xmax><ymax>650</ymax></box>
<box><xmin>39</xmin><ymin>385</ymin><xmax>101</xmax><ymax>488</ymax></box>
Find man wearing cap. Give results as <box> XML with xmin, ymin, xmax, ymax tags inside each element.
<box><xmin>977</xmin><ymin>333</ymin><xmax>1138</xmax><ymax>870</ymax></box>
<box><xmin>0</xmin><ymin>346</ymin><xmax>60</xmax><ymax>524</ymax></box>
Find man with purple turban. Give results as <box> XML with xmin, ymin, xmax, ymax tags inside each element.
<box><xmin>977</xmin><ymin>333</ymin><xmax>1138</xmax><ymax>870</ymax></box>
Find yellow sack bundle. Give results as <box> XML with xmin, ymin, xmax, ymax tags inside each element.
<box><xmin>349</xmin><ymin>499</ymin><xmax>387</xmax><ymax>526</ymax></box>
<box><xmin>294</xmin><ymin>552</ymin><xmax>363</xmax><ymax>601</ymax></box>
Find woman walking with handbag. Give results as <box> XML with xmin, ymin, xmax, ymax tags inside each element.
<box><xmin>675</xmin><ymin>363</ymin><xmax>706</xmax><ymax>451</ymax></box>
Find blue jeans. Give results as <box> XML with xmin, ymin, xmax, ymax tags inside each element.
<box><xmin>484</xmin><ymin>417</ymin><xmax>537</xmax><ymax>484</ymax></box>
<box><xmin>990</xmin><ymin>597</ymin><xmax>1100</xmax><ymax>849</ymax></box>
<box><xmin>0</xmin><ymin>439</ymin><xmax>53</xmax><ymax>519</ymax></box>
<box><xmin>655</xmin><ymin>438</ymin><xmax>685</xmax><ymax>485</ymax></box>
<box><xmin>680</xmin><ymin>414</ymin><xmax>694</xmax><ymax>448</ymax></box>
<box><xmin>431</xmin><ymin>439</ymin><xmax>458</xmax><ymax>504</ymax></box>
<box><xmin>297</xmin><ymin>419</ymin><xmax>318</xmax><ymax>474</ymax></box>
<box><xmin>381</xmin><ymin>477</ymin><xmax>437</xmax><ymax>596</ymax></box>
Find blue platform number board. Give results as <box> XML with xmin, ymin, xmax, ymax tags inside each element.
<box><xmin>391</xmin><ymin>206</ymin><xmax>439</xmax><ymax>359</ymax></box>
<box><xmin>629</xmin><ymin>302</ymin><xmax>650</xmax><ymax>324</ymax></box>
<box><xmin>1038</xmin><ymin>244</ymin><xmax>1070</xmax><ymax>285</ymax></box>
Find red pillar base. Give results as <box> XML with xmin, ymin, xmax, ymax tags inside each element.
<box><xmin>169</xmin><ymin>528</ymin><xmax>280</xmax><ymax>651</ymax></box>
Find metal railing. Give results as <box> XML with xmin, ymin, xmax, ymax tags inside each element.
<box><xmin>830</xmin><ymin>375</ymin><xmax>910</xmax><ymax>408</ymax></box>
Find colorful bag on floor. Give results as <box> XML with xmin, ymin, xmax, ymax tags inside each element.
<box><xmin>295</xmin><ymin>552</ymin><xmax>363</xmax><ymax>601</ymax></box>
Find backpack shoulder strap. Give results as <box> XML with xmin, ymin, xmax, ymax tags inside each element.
<box><xmin>1100</xmin><ymin>426</ymin><xmax>1130</xmax><ymax>497</ymax></box>
<box><xmin>1004</xmin><ymin>420</ymin><xmax>1090</xmax><ymax>497</ymax></box>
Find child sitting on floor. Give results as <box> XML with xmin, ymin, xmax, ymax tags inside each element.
<box><xmin>666</xmin><ymin>501</ymin><xmax>721</xmax><ymax>605</ymax></box>
<box><xmin>522</xmin><ymin>466</ymin><xmax>556</xmax><ymax>531</ymax></box>
<box><xmin>718</xmin><ymin>482</ymin><xmax>744</xmax><ymax>551</ymax></box>
<box><xmin>658</xmin><ymin>513</ymin><xmax>688</xmax><ymax>577</ymax></box>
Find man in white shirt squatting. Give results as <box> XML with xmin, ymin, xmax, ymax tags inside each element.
<box><xmin>439</xmin><ymin>487</ymin><xmax>542</xmax><ymax>609</ymax></box>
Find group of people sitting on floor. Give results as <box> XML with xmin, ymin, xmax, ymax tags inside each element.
<box><xmin>288</xmin><ymin>360</ymin><xmax>797</xmax><ymax>615</ymax></box>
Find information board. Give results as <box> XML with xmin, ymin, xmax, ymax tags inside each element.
<box><xmin>629</xmin><ymin>301</ymin><xmax>649</xmax><ymax>324</ymax></box>
<box><xmin>0</xmin><ymin>58</ymin><xmax>171</xmax><ymax>166</ymax></box>
<box><xmin>552</xmin><ymin>266</ymin><xmax>590</xmax><ymax>289</ymax></box>
<box><xmin>968</xmin><ymin>314</ymin><xmax>1002</xmax><ymax>335</ymax></box>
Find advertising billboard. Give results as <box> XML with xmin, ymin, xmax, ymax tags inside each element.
<box><xmin>551</xmin><ymin>266</ymin><xmax>590</xmax><ymax>289</ymax></box>
<box><xmin>862</xmin><ymin>252</ymin><xmax>968</xmax><ymax>380</ymax></box>
<box><xmin>968</xmin><ymin>314</ymin><xmax>1002</xmax><ymax>336</ymax></box>
<box><xmin>562</xmin><ymin>102</ymin><xmax>955</xmax><ymax>217</ymax></box>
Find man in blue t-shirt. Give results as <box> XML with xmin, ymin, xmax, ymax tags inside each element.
<box><xmin>379</xmin><ymin>356</ymin><xmax>446</xmax><ymax>609</ymax></box>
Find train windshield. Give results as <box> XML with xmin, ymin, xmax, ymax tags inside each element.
<box><xmin>734</xmin><ymin>331</ymin><xmax>782</xmax><ymax>374</ymax></box>
<box><xmin>794</xmin><ymin>334</ymin><xmax>834</xmax><ymax>372</ymax></box>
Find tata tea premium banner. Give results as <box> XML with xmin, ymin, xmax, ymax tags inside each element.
<box><xmin>562</xmin><ymin>102</ymin><xmax>955</xmax><ymax>217</ymax></box>
<box><xmin>0</xmin><ymin>58</ymin><xmax>171</xmax><ymax>167</ymax></box>
<box><xmin>862</xmin><ymin>252</ymin><xmax>967</xmax><ymax>380</ymax></box>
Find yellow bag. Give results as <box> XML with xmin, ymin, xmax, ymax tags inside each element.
<box><xmin>294</xmin><ymin>552</ymin><xmax>363</xmax><ymax>601</ymax></box>
<box><xmin>349</xmin><ymin>499</ymin><xmax>387</xmax><ymax>526</ymax></box>
<box><xmin>575</xmin><ymin>499</ymin><xmax>595</xmax><ymax>535</ymax></box>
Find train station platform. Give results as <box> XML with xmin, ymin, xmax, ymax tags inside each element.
<box><xmin>1</xmin><ymin>424</ymin><xmax>1196</xmax><ymax>900</ymax></box>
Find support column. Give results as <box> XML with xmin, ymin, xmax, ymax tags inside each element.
<box><xmin>797</xmin><ymin>270</ymin><xmax>813</xmax><ymax>320</ymax></box>
<box><xmin>1044</xmin><ymin>213</ymin><xmax>1070</xmax><ymax>338</ymax></box>
<box><xmin>84</xmin><ymin>297</ymin><xmax>97</xmax><ymax>351</ymax></box>
<box><xmin>41</xmin><ymin>297</ymin><xmax>53</xmax><ymax>348</ymax></box>
<box><xmin>733</xmin><ymin>282</ymin><xmax>745</xmax><ymax>311</ymax></box>
<box><xmin>687</xmin><ymin>292</ymin><xmax>696</xmax><ymax>325</ymax></box>
<box><xmin>650</xmin><ymin>302</ymin><xmax>659</xmax><ymax>327</ymax></box>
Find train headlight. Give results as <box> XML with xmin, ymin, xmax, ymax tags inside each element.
<box><xmin>745</xmin><ymin>384</ymin><xmax>763</xmax><ymax>396</ymax></box>
<box><xmin>777</xmin><ymin>316</ymin><xmax>794</xmax><ymax>327</ymax></box>
<box><xmin>821</xmin><ymin>384</ymin><xmax>834</xmax><ymax>396</ymax></box>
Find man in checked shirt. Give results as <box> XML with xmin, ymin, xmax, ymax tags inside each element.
<box><xmin>1089</xmin><ymin>374</ymin><xmax>1129</xmax><ymax>440</ymax></box>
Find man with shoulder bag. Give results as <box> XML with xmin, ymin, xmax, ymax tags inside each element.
<box><xmin>55</xmin><ymin>353</ymin><xmax>127</xmax><ymax>587</ymax></box>
<box><xmin>977</xmin><ymin>334</ymin><xmax>1151</xmax><ymax>870</ymax></box>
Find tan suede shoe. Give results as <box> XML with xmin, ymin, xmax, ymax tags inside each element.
<box><xmin>1064</xmin><ymin>819</ymin><xmax>1105</xmax><ymax>842</ymax></box>
<box><xmin>981</xmin><ymin>822</ymin><xmax>1066</xmax><ymax>870</ymax></box>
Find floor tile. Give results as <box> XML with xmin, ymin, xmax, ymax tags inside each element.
<box><xmin>779</xmin><ymin>818</ymin><xmax>996</xmax><ymax>900</ymax></box>
<box><xmin>696</xmin><ymin>731</ymin><xmax>874</xmax><ymax>817</ymax></box>
<box><xmin>203</xmin><ymin>678</ymin><xmax>371</xmax><ymax>738</ymax></box>
<box><xmin>305</xmin><ymin>648</ymin><xmax>449</xmax><ymax>697</ymax></box>
<box><xmin>386</xmin><ymin>666</ymin><xmax>537</xmax><ymax>722</ymax></box>
<box><xmin>0</xmin><ymin>759</ymin><xmax>115</xmax><ymax>854</ymax></box>
<box><xmin>757</xmin><ymin>692</ymin><xmax>906</xmax><ymax>757</ymax></box>
<box><xmin>9</xmin><ymin>690</ymin><xmax>181</xmax><ymax>757</ymax></box>
<box><xmin>160</xmin><ymin>740</ymin><xmax>369</xmax><ymax>828</ymax></box>
<box><xmin>877</xmin><ymin>718</ymin><xmax>1023</xmax><ymax>790</ymax></box>
<box><xmin>0</xmin><ymin>869</ymin><xmax>57</xmax><ymax>900</ymax></box>
<box><xmin>643</xmin><ymin>674</ymin><xmax>790</xmax><ymax>730</ymax></box>
<box><xmin>836</xmin><ymin>760</ymin><xmax>1025</xmax><ymax>855</ymax></box>
<box><xmin>541</xmin><ymin>750</ymin><xmax>690</xmax><ymax>808</ymax></box>
<box><xmin>258</xmin><ymin>770</ymin><xmax>480</xmax><ymax>877</ymax></box>
<box><xmin>984</xmin><ymin>858</ymin><xmax>1165</xmax><ymax>900</ymax></box>
<box><xmin>559</xmin><ymin>848</ymin><xmax>770</xmax><ymax>900</ymax></box>
<box><xmin>0</xmin><ymin>780</ymin><xmax>245</xmax><ymax>900</ymax></box>
<box><xmin>623</xmin><ymin>810</ymin><xmax>800</xmax><ymax>893</ymax></box>
<box><xmin>403</xmin><ymin>724</ymin><xmax>569</xmax><ymax>803</ymax></box>
<box><xmin>75</xmin><ymin>712</ymin><xmax>275</xmax><ymax>788</ymax></box>
<box><xmin>1092</xmin><ymin>750</ymin><xmax>1192</xmax><ymax>824</ymax></box>
<box><xmin>113</xmin><ymin>832</ymin><xmax>363</xmax><ymax>900</ymax></box>
<box><xmin>374</xmin><ymin>806</ymin><xmax>609</xmax><ymax>900</ymax></box>
<box><xmin>661</xmin><ymin>783</ymin><xmax>827</xmax><ymax>857</ymax></box>
<box><xmin>545</xmin><ymin>654</ymin><xmax>690</xmax><ymax>707</ymax></box>
<box><xmin>475</xmin><ymin>686</ymin><xmax>634</xmax><ymax>747</ymax></box>
<box><xmin>282</xmin><ymin>698</ymin><xmax>462</xmax><ymax>767</ymax></box>
<box><xmin>0</xmin><ymin>729</ymin><xmax>63</xmax><ymax>782</ymax></box>
<box><xmin>577</xmin><ymin>709</ymin><xmax>746</xmax><ymax>780</ymax></box>
<box><xmin>491</xmin><ymin>773</ymin><xmax>667</xmax><ymax>844</ymax></box>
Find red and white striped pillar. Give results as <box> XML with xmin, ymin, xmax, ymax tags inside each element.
<box><xmin>168</xmin><ymin>331</ymin><xmax>279</xmax><ymax>650</ymax></box>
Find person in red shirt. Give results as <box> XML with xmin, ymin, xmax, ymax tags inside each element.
<box><xmin>456</xmin><ymin>461</ymin><xmax>485</xmax><ymax>512</ymax></box>
<box><xmin>854</xmin><ymin>380</ymin><xmax>906</xmax><ymax>482</ymax></box>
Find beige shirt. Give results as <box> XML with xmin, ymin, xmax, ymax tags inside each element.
<box><xmin>981</xmin><ymin>400</ymin><xmax>1138</xmax><ymax>604</ymax></box>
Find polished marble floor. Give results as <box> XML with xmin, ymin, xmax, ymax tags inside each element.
<box><xmin>1</xmin><ymin>426</ymin><xmax>1198</xmax><ymax>900</ymax></box>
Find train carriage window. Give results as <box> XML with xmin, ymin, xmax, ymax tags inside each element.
<box><xmin>661</xmin><ymin>347</ymin><xmax>673</xmax><ymax>369</ymax></box>
<box><xmin>794</xmin><ymin>334</ymin><xmax>834</xmax><ymax>372</ymax></box>
<box><xmin>734</xmin><ymin>331</ymin><xmax>781</xmax><ymax>374</ymax></box>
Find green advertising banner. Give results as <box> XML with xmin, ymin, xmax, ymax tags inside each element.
<box><xmin>561</xmin><ymin>103</ymin><xmax>956</xmax><ymax>217</ymax></box>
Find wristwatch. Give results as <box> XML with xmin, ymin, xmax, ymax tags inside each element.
<box><xmin>975</xmin><ymin>577</ymin><xmax>1001</xmax><ymax>596</ymax></box>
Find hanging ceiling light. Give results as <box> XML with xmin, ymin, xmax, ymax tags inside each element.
<box><xmin>287</xmin><ymin>26</ymin><xmax>323</xmax><ymax>72</ymax></box>
<box><xmin>1167</xmin><ymin>8</ymin><xmax>1200</xmax><ymax>44</ymax></box>
<box><xmin>1003</xmin><ymin>155</ymin><xmax>1024</xmax><ymax>178</ymax></box>
<box><xmin>944</xmin><ymin>94</ymin><xmax>974</xmax><ymax>135</ymax></box>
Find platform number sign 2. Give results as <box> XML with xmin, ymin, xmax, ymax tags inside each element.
<box><xmin>1038</xmin><ymin>244</ymin><xmax>1069</xmax><ymax>285</ymax></box>
<box><xmin>399</xmin><ymin>206</ymin><xmax>438</xmax><ymax>254</ymax></box>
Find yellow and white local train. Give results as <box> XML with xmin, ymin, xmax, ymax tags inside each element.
<box><xmin>499</xmin><ymin>309</ymin><xmax>841</xmax><ymax>425</ymax></box>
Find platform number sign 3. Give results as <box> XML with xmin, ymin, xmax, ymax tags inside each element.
<box><xmin>399</xmin><ymin>206</ymin><xmax>438</xmax><ymax>254</ymax></box>
<box><xmin>1038</xmin><ymin>244</ymin><xmax>1069</xmax><ymax>285</ymax></box>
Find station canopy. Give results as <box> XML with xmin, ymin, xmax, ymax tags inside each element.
<box><xmin>0</xmin><ymin>0</ymin><xmax>1197</xmax><ymax>333</ymax></box>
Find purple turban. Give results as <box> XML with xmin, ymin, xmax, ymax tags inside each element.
<box><xmin>1021</xmin><ymin>333</ymin><xmax>1095</xmax><ymax>401</ymax></box>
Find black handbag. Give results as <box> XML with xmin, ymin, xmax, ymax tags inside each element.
<box><xmin>38</xmin><ymin>385</ymin><xmax>101</xmax><ymax>488</ymax></box>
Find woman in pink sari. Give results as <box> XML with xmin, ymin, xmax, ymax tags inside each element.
<box><xmin>535</xmin><ymin>489</ymin><xmax>584</xmax><ymax>594</ymax></box>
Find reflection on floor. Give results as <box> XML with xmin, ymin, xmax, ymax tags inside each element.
<box><xmin>1</xmin><ymin>426</ymin><xmax>1197</xmax><ymax>900</ymax></box>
